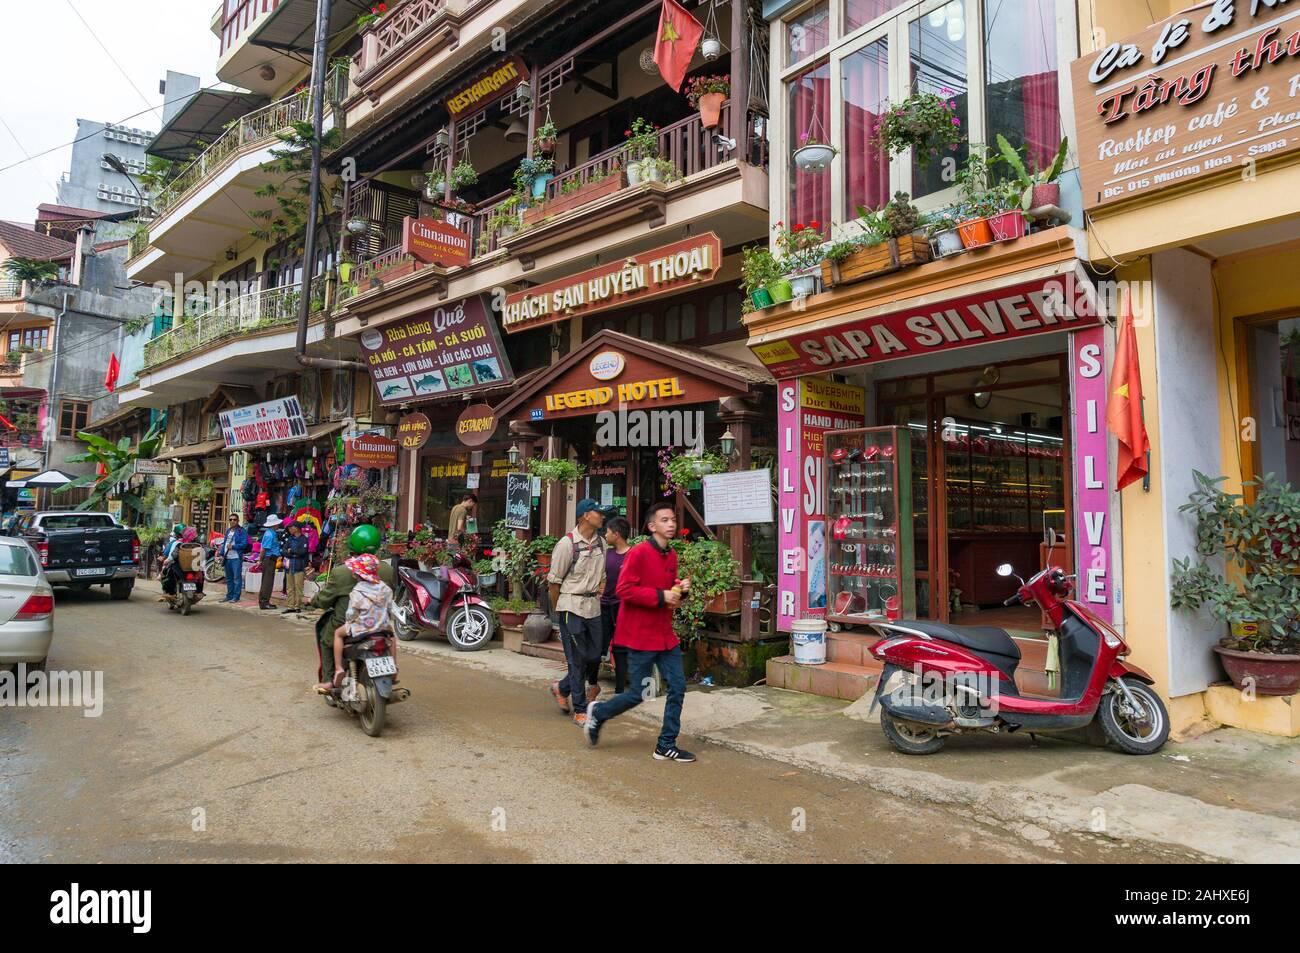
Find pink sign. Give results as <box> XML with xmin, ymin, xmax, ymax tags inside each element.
<box><xmin>777</xmin><ymin>382</ymin><xmax>801</xmax><ymax>631</ymax></box>
<box><xmin>1071</xmin><ymin>325</ymin><xmax>1113</xmax><ymax>622</ymax></box>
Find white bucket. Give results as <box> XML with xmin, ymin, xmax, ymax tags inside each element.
<box><xmin>791</xmin><ymin>619</ymin><xmax>827</xmax><ymax>665</ymax></box>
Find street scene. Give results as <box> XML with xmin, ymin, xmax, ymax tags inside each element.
<box><xmin>0</xmin><ymin>0</ymin><xmax>1299</xmax><ymax>884</ymax></box>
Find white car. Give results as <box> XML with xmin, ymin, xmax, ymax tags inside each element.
<box><xmin>0</xmin><ymin>536</ymin><xmax>54</xmax><ymax>670</ymax></box>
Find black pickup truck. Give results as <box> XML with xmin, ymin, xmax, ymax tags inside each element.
<box><xmin>17</xmin><ymin>511</ymin><xmax>139</xmax><ymax>599</ymax></box>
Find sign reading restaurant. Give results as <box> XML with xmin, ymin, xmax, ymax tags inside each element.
<box><xmin>1072</xmin><ymin>0</ymin><xmax>1300</xmax><ymax>209</ymax></box>
<box><xmin>501</xmin><ymin>233</ymin><xmax>722</xmax><ymax>333</ymax></box>
<box><xmin>445</xmin><ymin>57</ymin><xmax>528</xmax><ymax>117</ymax></box>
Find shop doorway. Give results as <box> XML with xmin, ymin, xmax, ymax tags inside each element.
<box><xmin>1241</xmin><ymin>318</ymin><xmax>1300</xmax><ymax>490</ymax></box>
<box><xmin>877</xmin><ymin>356</ymin><xmax>1070</xmax><ymax>632</ymax></box>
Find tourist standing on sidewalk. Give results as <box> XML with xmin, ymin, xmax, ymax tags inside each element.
<box><xmin>585</xmin><ymin>500</ymin><xmax>695</xmax><ymax>762</ymax></box>
<box><xmin>547</xmin><ymin>499</ymin><xmax>609</xmax><ymax>725</ymax></box>
<box><xmin>599</xmin><ymin>516</ymin><xmax>632</xmax><ymax>695</ymax></box>
<box><xmin>257</xmin><ymin>515</ymin><xmax>283</xmax><ymax>610</ymax></box>
<box><xmin>219</xmin><ymin>515</ymin><xmax>249</xmax><ymax>603</ymax></box>
<box><xmin>282</xmin><ymin>521</ymin><xmax>309</xmax><ymax>614</ymax></box>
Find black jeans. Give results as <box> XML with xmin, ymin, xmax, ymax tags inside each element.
<box><xmin>556</xmin><ymin>611</ymin><xmax>602</xmax><ymax>715</ymax></box>
<box><xmin>600</xmin><ymin>602</ymin><xmax>628</xmax><ymax>695</ymax></box>
<box><xmin>257</xmin><ymin>552</ymin><xmax>278</xmax><ymax>607</ymax></box>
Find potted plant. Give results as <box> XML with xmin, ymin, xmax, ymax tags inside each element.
<box><xmin>1170</xmin><ymin>471</ymin><xmax>1300</xmax><ymax>695</ymax></box>
<box><xmin>773</xmin><ymin>219</ymin><xmax>825</xmax><ymax>298</ymax></box>
<box><xmin>985</xmin><ymin>180</ymin><xmax>1029</xmax><ymax>242</ymax></box>
<box><xmin>534</xmin><ymin>119</ymin><xmax>558</xmax><ymax>155</ymax></box>
<box><xmin>740</xmin><ymin>244</ymin><xmax>781</xmax><ymax>309</ymax></box>
<box><xmin>623</xmin><ymin>118</ymin><xmax>660</xmax><ymax>185</ymax></box>
<box><xmin>927</xmin><ymin>210</ymin><xmax>964</xmax><ymax>257</ymax></box>
<box><xmin>672</xmin><ymin>539</ymin><xmax>742</xmax><ymax>639</ymax></box>
<box><xmin>685</xmin><ymin>74</ymin><xmax>730</xmax><ymax>129</ymax></box>
<box><xmin>874</xmin><ymin>88</ymin><xmax>962</xmax><ymax>167</ymax></box>
<box><xmin>660</xmin><ymin>448</ymin><xmax>729</xmax><ymax>494</ymax></box>
<box><xmin>424</xmin><ymin>168</ymin><xmax>446</xmax><ymax>200</ymax></box>
<box><xmin>356</xmin><ymin>2</ymin><xmax>387</xmax><ymax>29</ymax></box>
<box><xmin>793</xmin><ymin>131</ymin><xmax>836</xmax><ymax>174</ymax></box>
<box><xmin>953</xmin><ymin>149</ymin><xmax>999</xmax><ymax>248</ymax></box>
<box><xmin>527</xmin><ymin>456</ymin><xmax>585</xmax><ymax>485</ymax></box>
<box><xmin>491</xmin><ymin>596</ymin><xmax>540</xmax><ymax>628</ymax></box>
<box><xmin>474</xmin><ymin>558</ymin><xmax>497</xmax><ymax>587</ymax></box>
<box><xmin>996</xmin><ymin>133</ymin><xmax>1070</xmax><ymax>212</ymax></box>
<box><xmin>451</xmin><ymin>159</ymin><xmax>478</xmax><ymax>191</ymax></box>
<box><xmin>480</xmin><ymin>195</ymin><xmax>522</xmax><ymax>251</ymax></box>
<box><xmin>820</xmin><ymin>193</ymin><xmax>931</xmax><ymax>287</ymax></box>
<box><xmin>529</xmin><ymin>535</ymin><xmax>560</xmax><ymax>570</ymax></box>
<box><xmin>513</xmin><ymin>156</ymin><xmax>556</xmax><ymax>201</ymax></box>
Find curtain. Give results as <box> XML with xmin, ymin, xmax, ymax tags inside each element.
<box><xmin>985</xmin><ymin>0</ymin><xmax>1059</xmax><ymax>169</ymax></box>
<box><xmin>845</xmin><ymin>0</ymin><xmax>894</xmax><ymax>33</ymax></box>
<box><xmin>788</xmin><ymin>64</ymin><xmax>831</xmax><ymax>227</ymax></box>
<box><xmin>844</xmin><ymin>40</ymin><xmax>891</xmax><ymax>218</ymax></box>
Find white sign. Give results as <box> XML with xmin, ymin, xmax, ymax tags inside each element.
<box><xmin>600</xmin><ymin>483</ymin><xmax>614</xmax><ymax>507</ymax></box>
<box><xmin>466</xmin><ymin>472</ymin><xmax>481</xmax><ymax>489</ymax></box>
<box><xmin>589</xmin><ymin>351</ymin><xmax>626</xmax><ymax>381</ymax></box>
<box><xmin>219</xmin><ymin>396</ymin><xmax>308</xmax><ymax>450</ymax></box>
<box><xmin>702</xmin><ymin>468</ymin><xmax>774</xmax><ymax>526</ymax></box>
<box><xmin>134</xmin><ymin>458</ymin><xmax>171</xmax><ymax>475</ymax></box>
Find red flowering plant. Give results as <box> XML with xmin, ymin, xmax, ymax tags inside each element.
<box><xmin>684</xmin><ymin>74</ymin><xmax>731</xmax><ymax>108</ymax></box>
<box><xmin>874</xmin><ymin>88</ymin><xmax>962</xmax><ymax>168</ymax></box>
<box><xmin>773</xmin><ymin>219</ymin><xmax>827</xmax><ymax>275</ymax></box>
<box><xmin>357</xmin><ymin>3</ymin><xmax>387</xmax><ymax>29</ymax></box>
<box><xmin>624</xmin><ymin>117</ymin><xmax>661</xmax><ymax>163</ymax></box>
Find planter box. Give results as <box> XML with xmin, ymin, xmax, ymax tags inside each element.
<box><xmin>501</xmin><ymin>625</ymin><xmax>524</xmax><ymax>653</ymax></box>
<box><xmin>368</xmin><ymin>259</ymin><xmax>417</xmax><ymax>283</ymax></box>
<box><xmin>704</xmin><ymin>589</ymin><xmax>742</xmax><ymax>615</ymax></box>
<box><xmin>523</xmin><ymin>173</ymin><xmax>626</xmax><ymax>226</ymax></box>
<box><xmin>1214</xmin><ymin>645</ymin><xmax>1300</xmax><ymax>696</ymax></box>
<box><xmin>820</xmin><ymin>234</ymin><xmax>931</xmax><ymax>288</ymax></box>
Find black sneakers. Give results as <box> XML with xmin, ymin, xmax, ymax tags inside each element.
<box><xmin>653</xmin><ymin>746</ymin><xmax>696</xmax><ymax>763</ymax></box>
<box><xmin>584</xmin><ymin>708</ymin><xmax>602</xmax><ymax>746</ymax></box>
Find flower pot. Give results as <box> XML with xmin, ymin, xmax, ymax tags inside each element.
<box><xmin>523</xmin><ymin>611</ymin><xmax>554</xmax><ymax>643</ymax></box>
<box><xmin>957</xmin><ymin>217</ymin><xmax>994</xmax><ymax>248</ymax></box>
<box><xmin>1030</xmin><ymin>182</ymin><xmax>1060</xmax><ymax>208</ymax></box>
<box><xmin>750</xmin><ymin>288</ymin><xmax>774</xmax><ymax>309</ymax></box>
<box><xmin>932</xmin><ymin>228</ymin><xmax>965</xmax><ymax>257</ymax></box>
<box><xmin>1213</xmin><ymin>645</ymin><xmax>1300</xmax><ymax>696</ymax></box>
<box><xmin>642</xmin><ymin>161</ymin><xmax>662</xmax><ymax>183</ymax></box>
<box><xmin>536</xmin><ymin>136</ymin><xmax>556</xmax><ymax>155</ymax></box>
<box><xmin>626</xmin><ymin>162</ymin><xmax>643</xmax><ymax>186</ymax></box>
<box><xmin>819</xmin><ymin>235</ymin><xmax>931</xmax><ymax>288</ymax></box>
<box><xmin>531</xmin><ymin>173</ymin><xmax>552</xmax><ymax>200</ymax></box>
<box><xmin>697</xmin><ymin>92</ymin><xmax>725</xmax><ymax>129</ymax></box>
<box><xmin>478</xmin><ymin>572</ymin><xmax>497</xmax><ymax>587</ymax></box>
<box><xmin>987</xmin><ymin>210</ymin><xmax>1027</xmax><ymax>242</ymax></box>
<box><xmin>789</xmin><ymin>273</ymin><xmax>818</xmax><ymax>298</ymax></box>
<box><xmin>767</xmin><ymin>278</ymin><xmax>793</xmax><ymax>303</ymax></box>
<box><xmin>793</xmin><ymin>143</ymin><xmax>835</xmax><ymax>174</ymax></box>
<box><xmin>701</xmin><ymin>37</ymin><xmax>722</xmax><ymax>61</ymax></box>
<box><xmin>499</xmin><ymin>610</ymin><xmax>527</xmax><ymax>627</ymax></box>
<box><xmin>535</xmin><ymin>553</ymin><xmax>552</xmax><ymax>570</ymax></box>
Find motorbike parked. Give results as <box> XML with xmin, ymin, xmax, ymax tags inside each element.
<box><xmin>314</xmin><ymin>612</ymin><xmax>409</xmax><ymax>737</ymax></box>
<box><xmin>392</xmin><ymin>552</ymin><xmax>495</xmax><ymax>651</ymax></box>
<box><xmin>868</xmin><ymin>563</ymin><xmax>1169</xmax><ymax>756</ymax></box>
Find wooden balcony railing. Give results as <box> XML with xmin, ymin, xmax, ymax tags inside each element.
<box><xmin>142</xmin><ymin>282</ymin><xmax>321</xmax><ymax>370</ymax></box>
<box><xmin>358</xmin><ymin>0</ymin><xmax>449</xmax><ymax>74</ymax></box>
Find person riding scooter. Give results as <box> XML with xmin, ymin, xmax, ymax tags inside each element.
<box><xmin>161</xmin><ymin>526</ymin><xmax>203</xmax><ymax>596</ymax></box>
<box><xmin>308</xmin><ymin>525</ymin><xmax>396</xmax><ymax>683</ymax></box>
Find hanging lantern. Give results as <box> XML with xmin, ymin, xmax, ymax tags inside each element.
<box><xmin>701</xmin><ymin>37</ymin><xmax>722</xmax><ymax>61</ymax></box>
<box><xmin>719</xmin><ymin>428</ymin><xmax>735</xmax><ymax>457</ymax></box>
<box><xmin>507</xmin><ymin>443</ymin><xmax>521</xmax><ymax>467</ymax></box>
<box><xmin>516</xmin><ymin>78</ymin><xmax>532</xmax><ymax>104</ymax></box>
<box><xmin>435</xmin><ymin>127</ymin><xmax>450</xmax><ymax>149</ymax></box>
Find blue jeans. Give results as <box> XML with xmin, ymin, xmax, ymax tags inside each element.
<box><xmin>224</xmin><ymin>557</ymin><xmax>243</xmax><ymax>601</ymax></box>
<box><xmin>590</xmin><ymin>645</ymin><xmax>685</xmax><ymax>750</ymax></box>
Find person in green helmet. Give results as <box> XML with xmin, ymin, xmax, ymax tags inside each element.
<box><xmin>308</xmin><ymin>525</ymin><xmax>396</xmax><ymax>682</ymax></box>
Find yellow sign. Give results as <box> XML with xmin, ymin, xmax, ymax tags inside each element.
<box><xmin>801</xmin><ymin>377</ymin><xmax>866</xmax><ymax>415</ymax></box>
<box><xmin>752</xmin><ymin>340</ymin><xmax>798</xmax><ymax>365</ymax></box>
<box><xmin>428</xmin><ymin>463</ymin><xmax>468</xmax><ymax>479</ymax></box>
<box><xmin>544</xmin><ymin>377</ymin><xmax>685</xmax><ymax>413</ymax></box>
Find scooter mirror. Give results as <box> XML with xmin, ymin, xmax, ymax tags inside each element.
<box><xmin>995</xmin><ymin>563</ymin><xmax>1014</xmax><ymax>578</ymax></box>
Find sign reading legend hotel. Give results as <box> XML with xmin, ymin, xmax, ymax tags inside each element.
<box><xmin>1072</xmin><ymin>1</ymin><xmax>1300</xmax><ymax>210</ymax></box>
<box><xmin>501</xmin><ymin>233</ymin><xmax>722</xmax><ymax>333</ymax></box>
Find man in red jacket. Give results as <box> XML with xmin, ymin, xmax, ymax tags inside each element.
<box><xmin>584</xmin><ymin>500</ymin><xmax>695</xmax><ymax>762</ymax></box>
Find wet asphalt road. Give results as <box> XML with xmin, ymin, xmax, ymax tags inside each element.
<box><xmin>0</xmin><ymin>586</ymin><xmax>1178</xmax><ymax>863</ymax></box>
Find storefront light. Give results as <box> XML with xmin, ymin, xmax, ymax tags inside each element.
<box><xmin>507</xmin><ymin>443</ymin><xmax>521</xmax><ymax>467</ymax></box>
<box><xmin>720</xmin><ymin>428</ymin><xmax>735</xmax><ymax>457</ymax></box>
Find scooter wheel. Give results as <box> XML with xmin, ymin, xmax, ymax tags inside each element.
<box><xmin>880</xmin><ymin>710</ymin><xmax>945</xmax><ymax>755</ymax></box>
<box><xmin>1098</xmin><ymin>677</ymin><xmax>1169</xmax><ymax>754</ymax></box>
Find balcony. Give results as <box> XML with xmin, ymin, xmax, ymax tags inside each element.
<box><xmin>353</xmin><ymin>0</ymin><xmax>456</xmax><ymax>94</ymax></box>
<box><xmin>127</xmin><ymin>78</ymin><xmax>344</xmax><ymax>284</ymax></box>
<box><xmin>216</xmin><ymin>0</ymin><xmax>357</xmax><ymax>95</ymax></box>
<box><xmin>0</xmin><ymin>278</ymin><xmax>22</xmax><ymax>300</ymax></box>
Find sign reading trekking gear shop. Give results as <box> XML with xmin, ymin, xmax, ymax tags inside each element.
<box><xmin>1072</xmin><ymin>1</ymin><xmax>1300</xmax><ymax>210</ymax></box>
<box><xmin>219</xmin><ymin>396</ymin><xmax>308</xmax><ymax>450</ymax></box>
<box><xmin>501</xmin><ymin>233</ymin><xmax>723</xmax><ymax>333</ymax></box>
<box><xmin>445</xmin><ymin>57</ymin><xmax>528</xmax><ymax>117</ymax></box>
<box><xmin>402</xmin><ymin>216</ymin><xmax>471</xmax><ymax>268</ymax></box>
<box><xmin>360</xmin><ymin>295</ymin><xmax>514</xmax><ymax>406</ymax></box>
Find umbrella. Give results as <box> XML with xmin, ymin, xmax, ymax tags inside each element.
<box><xmin>17</xmin><ymin>469</ymin><xmax>78</xmax><ymax>488</ymax></box>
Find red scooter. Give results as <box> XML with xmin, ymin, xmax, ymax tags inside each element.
<box><xmin>868</xmin><ymin>563</ymin><xmax>1169</xmax><ymax>755</ymax></box>
<box><xmin>392</xmin><ymin>552</ymin><xmax>496</xmax><ymax>651</ymax></box>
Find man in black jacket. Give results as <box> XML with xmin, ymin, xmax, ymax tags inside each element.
<box><xmin>281</xmin><ymin>521</ymin><xmax>310</xmax><ymax>614</ymax></box>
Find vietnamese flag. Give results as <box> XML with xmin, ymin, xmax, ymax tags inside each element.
<box><xmin>104</xmin><ymin>353</ymin><xmax>120</xmax><ymax>393</ymax></box>
<box><xmin>654</xmin><ymin>0</ymin><xmax>703</xmax><ymax>92</ymax></box>
<box><xmin>1106</xmin><ymin>292</ymin><xmax>1150</xmax><ymax>491</ymax></box>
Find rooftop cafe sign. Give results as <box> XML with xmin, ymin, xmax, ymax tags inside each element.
<box><xmin>748</xmin><ymin>275</ymin><xmax>1101</xmax><ymax>379</ymax></box>
<box><xmin>501</xmin><ymin>233</ymin><xmax>722</xmax><ymax>333</ymax></box>
<box><xmin>1072</xmin><ymin>0</ymin><xmax>1300</xmax><ymax>209</ymax></box>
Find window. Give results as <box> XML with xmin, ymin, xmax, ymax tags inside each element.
<box><xmin>909</xmin><ymin>7</ymin><xmax>969</xmax><ymax>199</ymax></box>
<box><xmin>786</xmin><ymin>2</ymin><xmax>830</xmax><ymax>67</ymax></box>
<box><xmin>845</xmin><ymin>0</ymin><xmax>894</xmax><ymax>33</ymax></box>
<box><xmin>58</xmin><ymin>401</ymin><xmax>89</xmax><ymax>439</ymax></box>
<box><xmin>787</xmin><ymin>61</ymin><xmax>832</xmax><ymax>228</ymax></box>
<box><xmin>842</xmin><ymin>40</ymin><xmax>891</xmax><ymax>216</ymax></box>
<box><xmin>8</xmin><ymin>327</ymin><xmax>49</xmax><ymax>351</ymax></box>
<box><xmin>984</xmin><ymin>0</ymin><xmax>1059</xmax><ymax>172</ymax></box>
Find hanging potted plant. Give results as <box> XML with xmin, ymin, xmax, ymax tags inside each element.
<box><xmin>684</xmin><ymin>74</ymin><xmax>730</xmax><ymax>129</ymax></box>
<box><xmin>526</xmin><ymin>456</ymin><xmax>586</xmax><ymax>485</ymax></box>
<box><xmin>660</xmin><ymin>448</ymin><xmax>729</xmax><ymax>494</ymax></box>
<box><xmin>424</xmin><ymin>168</ymin><xmax>446</xmax><ymax>200</ymax></box>
<box><xmin>451</xmin><ymin>159</ymin><xmax>478</xmax><ymax>192</ymax></box>
<box><xmin>793</xmin><ymin>130</ymin><xmax>836</xmax><ymax>174</ymax></box>
<box><xmin>996</xmin><ymin>133</ymin><xmax>1071</xmax><ymax>214</ymax></box>
<box><xmin>1170</xmin><ymin>472</ymin><xmax>1300</xmax><ymax>696</ymax></box>
<box><xmin>534</xmin><ymin>119</ymin><xmax>558</xmax><ymax>156</ymax></box>
<box><xmin>874</xmin><ymin>88</ymin><xmax>962</xmax><ymax>168</ymax></box>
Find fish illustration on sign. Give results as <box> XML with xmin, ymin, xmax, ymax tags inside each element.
<box><xmin>412</xmin><ymin>372</ymin><xmax>447</xmax><ymax>394</ymax></box>
<box><xmin>380</xmin><ymin>378</ymin><xmax>414</xmax><ymax>400</ymax></box>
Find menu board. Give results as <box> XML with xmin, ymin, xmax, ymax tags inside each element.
<box><xmin>505</xmin><ymin>472</ymin><xmax>531</xmax><ymax>530</ymax></box>
<box><xmin>360</xmin><ymin>295</ymin><xmax>514</xmax><ymax>406</ymax></box>
<box><xmin>191</xmin><ymin>498</ymin><xmax>211</xmax><ymax>541</ymax></box>
<box><xmin>702</xmin><ymin>469</ymin><xmax>774</xmax><ymax>525</ymax></box>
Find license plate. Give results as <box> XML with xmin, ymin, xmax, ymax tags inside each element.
<box><xmin>75</xmin><ymin>568</ymin><xmax>108</xmax><ymax>577</ymax></box>
<box><xmin>365</xmin><ymin>656</ymin><xmax>397</xmax><ymax>677</ymax></box>
<box><xmin>182</xmin><ymin>583</ymin><xmax>197</xmax><ymax>592</ymax></box>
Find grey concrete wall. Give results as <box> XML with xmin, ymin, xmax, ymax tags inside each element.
<box><xmin>1152</xmin><ymin>249</ymin><xmax>1223</xmax><ymax>697</ymax></box>
<box><xmin>56</xmin><ymin>119</ymin><xmax>152</xmax><ymax>215</ymax></box>
<box><xmin>161</xmin><ymin>72</ymin><xmax>201</xmax><ymax>127</ymax></box>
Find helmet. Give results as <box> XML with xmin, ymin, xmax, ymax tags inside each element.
<box><xmin>172</xmin><ymin>523</ymin><xmax>184</xmax><ymax>535</ymax></box>
<box><xmin>348</xmin><ymin>524</ymin><xmax>381</xmax><ymax>555</ymax></box>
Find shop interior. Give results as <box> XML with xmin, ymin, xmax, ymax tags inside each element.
<box><xmin>1246</xmin><ymin>318</ymin><xmax>1300</xmax><ymax>487</ymax></box>
<box><xmin>833</xmin><ymin>340</ymin><xmax>1072</xmax><ymax>636</ymax></box>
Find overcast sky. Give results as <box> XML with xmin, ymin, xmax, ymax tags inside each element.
<box><xmin>0</xmin><ymin>0</ymin><xmax>221</xmax><ymax>224</ymax></box>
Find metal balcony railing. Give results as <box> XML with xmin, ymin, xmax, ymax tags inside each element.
<box><xmin>141</xmin><ymin>282</ymin><xmax>321</xmax><ymax>370</ymax></box>
<box><xmin>0</xmin><ymin>278</ymin><xmax>23</xmax><ymax>299</ymax></box>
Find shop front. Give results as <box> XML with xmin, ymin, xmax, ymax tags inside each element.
<box><xmin>748</xmin><ymin>237</ymin><xmax>1116</xmax><ymax>671</ymax></box>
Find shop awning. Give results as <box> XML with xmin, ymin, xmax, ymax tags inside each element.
<box><xmin>249</xmin><ymin>0</ymin><xmax>369</xmax><ymax>54</ymax></box>
<box><xmin>147</xmin><ymin>89</ymin><xmax>271</xmax><ymax>162</ymax></box>
<box><xmin>153</xmin><ymin>438</ymin><xmax>227</xmax><ymax>462</ymax></box>
<box><xmin>744</xmin><ymin>231</ymin><xmax>1101</xmax><ymax>379</ymax></box>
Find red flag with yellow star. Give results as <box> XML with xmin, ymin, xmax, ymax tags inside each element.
<box><xmin>1106</xmin><ymin>292</ymin><xmax>1150</xmax><ymax>491</ymax></box>
<box><xmin>654</xmin><ymin>0</ymin><xmax>704</xmax><ymax>92</ymax></box>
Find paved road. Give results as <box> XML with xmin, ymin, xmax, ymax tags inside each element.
<box><xmin>0</xmin><ymin>587</ymin><xmax>1185</xmax><ymax>863</ymax></box>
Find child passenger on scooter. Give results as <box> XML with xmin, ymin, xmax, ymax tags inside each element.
<box><xmin>316</xmin><ymin>554</ymin><xmax>396</xmax><ymax>691</ymax></box>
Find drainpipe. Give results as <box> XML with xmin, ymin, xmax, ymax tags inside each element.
<box><xmin>296</xmin><ymin>0</ymin><xmax>365</xmax><ymax>374</ymax></box>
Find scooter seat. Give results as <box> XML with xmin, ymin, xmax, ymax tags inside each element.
<box><xmin>893</xmin><ymin>619</ymin><xmax>1021</xmax><ymax>661</ymax></box>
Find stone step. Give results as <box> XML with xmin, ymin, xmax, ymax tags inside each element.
<box><xmin>519</xmin><ymin>637</ymin><xmax>565</xmax><ymax>664</ymax></box>
<box><xmin>825</xmin><ymin>629</ymin><xmax>882</xmax><ymax>666</ymax></box>
<box><xmin>766</xmin><ymin>655</ymin><xmax>883</xmax><ymax>701</ymax></box>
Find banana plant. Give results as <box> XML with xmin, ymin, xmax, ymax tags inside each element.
<box><xmin>55</xmin><ymin>421</ymin><xmax>165</xmax><ymax>512</ymax></box>
<box><xmin>996</xmin><ymin>134</ymin><xmax>1069</xmax><ymax>210</ymax></box>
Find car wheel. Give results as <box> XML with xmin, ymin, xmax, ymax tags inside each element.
<box><xmin>110</xmin><ymin>579</ymin><xmax>133</xmax><ymax>600</ymax></box>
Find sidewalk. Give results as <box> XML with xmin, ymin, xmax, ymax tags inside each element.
<box><xmin>152</xmin><ymin>578</ymin><xmax>1300</xmax><ymax>863</ymax></box>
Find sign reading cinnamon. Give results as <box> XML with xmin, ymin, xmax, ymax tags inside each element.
<box><xmin>445</xmin><ymin>57</ymin><xmax>528</xmax><ymax>117</ymax></box>
<box><xmin>346</xmin><ymin>434</ymin><xmax>399</xmax><ymax>468</ymax></box>
<box><xmin>501</xmin><ymin>233</ymin><xmax>722</xmax><ymax>333</ymax></box>
<box><xmin>402</xmin><ymin>216</ymin><xmax>471</xmax><ymax>268</ymax></box>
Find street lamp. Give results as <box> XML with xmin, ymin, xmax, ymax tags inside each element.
<box><xmin>101</xmin><ymin>154</ymin><xmax>149</xmax><ymax>211</ymax></box>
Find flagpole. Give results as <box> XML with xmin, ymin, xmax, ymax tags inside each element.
<box><xmin>1141</xmin><ymin>398</ymin><xmax>1150</xmax><ymax>492</ymax></box>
